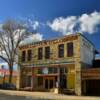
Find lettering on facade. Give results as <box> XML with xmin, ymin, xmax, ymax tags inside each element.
<box><xmin>19</xmin><ymin>35</ymin><xmax>78</xmax><ymax>49</ymax></box>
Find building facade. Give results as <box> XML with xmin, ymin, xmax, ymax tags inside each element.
<box><xmin>17</xmin><ymin>33</ymin><xmax>97</xmax><ymax>95</ymax></box>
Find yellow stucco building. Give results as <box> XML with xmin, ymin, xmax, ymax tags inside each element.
<box><xmin>17</xmin><ymin>33</ymin><xmax>97</xmax><ymax>95</ymax></box>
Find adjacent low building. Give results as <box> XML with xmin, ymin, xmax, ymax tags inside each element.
<box><xmin>17</xmin><ymin>33</ymin><xmax>99</xmax><ymax>96</ymax></box>
<box><xmin>0</xmin><ymin>69</ymin><xmax>17</xmax><ymax>86</ymax></box>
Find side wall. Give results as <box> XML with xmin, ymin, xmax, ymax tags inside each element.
<box><xmin>80</xmin><ymin>35</ymin><xmax>95</xmax><ymax>68</ymax></box>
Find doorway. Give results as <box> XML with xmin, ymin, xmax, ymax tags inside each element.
<box><xmin>44</xmin><ymin>77</ymin><xmax>55</xmax><ymax>90</ymax></box>
<box><xmin>82</xmin><ymin>80</ymin><xmax>100</xmax><ymax>96</ymax></box>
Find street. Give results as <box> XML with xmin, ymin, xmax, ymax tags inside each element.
<box><xmin>0</xmin><ymin>93</ymin><xmax>51</xmax><ymax>100</ymax></box>
<box><xmin>0</xmin><ymin>90</ymin><xmax>100</xmax><ymax>100</ymax></box>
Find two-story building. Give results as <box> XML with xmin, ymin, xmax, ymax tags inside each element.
<box><xmin>17</xmin><ymin>33</ymin><xmax>98</xmax><ymax>96</ymax></box>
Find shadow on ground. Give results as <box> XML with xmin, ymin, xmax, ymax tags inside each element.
<box><xmin>0</xmin><ymin>93</ymin><xmax>53</xmax><ymax>100</ymax></box>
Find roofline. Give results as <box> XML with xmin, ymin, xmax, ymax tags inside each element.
<box><xmin>19</xmin><ymin>33</ymin><xmax>99</xmax><ymax>54</ymax></box>
<box><xmin>77</xmin><ymin>33</ymin><xmax>95</xmax><ymax>47</ymax></box>
<box><xmin>78</xmin><ymin>33</ymin><xmax>99</xmax><ymax>54</ymax></box>
<box><xmin>19</xmin><ymin>33</ymin><xmax>79</xmax><ymax>47</ymax></box>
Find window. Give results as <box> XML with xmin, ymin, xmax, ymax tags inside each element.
<box><xmin>38</xmin><ymin>47</ymin><xmax>43</xmax><ymax>60</ymax></box>
<box><xmin>38</xmin><ymin>77</ymin><xmax>43</xmax><ymax>86</ymax></box>
<box><xmin>48</xmin><ymin>67</ymin><xmax>53</xmax><ymax>74</ymax></box>
<box><xmin>38</xmin><ymin>68</ymin><xmax>43</xmax><ymax>74</ymax></box>
<box><xmin>26</xmin><ymin>76</ymin><xmax>31</xmax><ymax>87</ymax></box>
<box><xmin>38</xmin><ymin>67</ymin><xmax>58</xmax><ymax>74</ymax></box>
<box><xmin>58</xmin><ymin>44</ymin><xmax>64</xmax><ymax>58</ymax></box>
<box><xmin>21</xmin><ymin>51</ymin><xmax>26</xmax><ymax>62</ymax></box>
<box><xmin>48</xmin><ymin>67</ymin><xmax>58</xmax><ymax>74</ymax></box>
<box><xmin>27</xmin><ymin>49</ymin><xmax>32</xmax><ymax>61</ymax></box>
<box><xmin>45</xmin><ymin>46</ymin><xmax>50</xmax><ymax>59</ymax></box>
<box><xmin>67</xmin><ymin>42</ymin><xmax>73</xmax><ymax>57</ymax></box>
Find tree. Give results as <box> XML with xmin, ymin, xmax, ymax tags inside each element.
<box><xmin>0</xmin><ymin>19</ymin><xmax>32</xmax><ymax>83</ymax></box>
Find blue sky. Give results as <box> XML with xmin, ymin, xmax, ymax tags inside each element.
<box><xmin>0</xmin><ymin>0</ymin><xmax>100</xmax><ymax>53</ymax></box>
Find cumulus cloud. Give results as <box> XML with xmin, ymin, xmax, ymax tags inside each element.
<box><xmin>20</xmin><ymin>33</ymin><xmax>43</xmax><ymax>45</ymax></box>
<box><xmin>28</xmin><ymin>19</ymin><xmax>39</xmax><ymax>30</ymax></box>
<box><xmin>48</xmin><ymin>11</ymin><xmax>100</xmax><ymax>35</ymax></box>
<box><xmin>18</xmin><ymin>16</ymin><xmax>40</xmax><ymax>30</ymax></box>
<box><xmin>31</xmin><ymin>33</ymin><xmax>43</xmax><ymax>41</ymax></box>
<box><xmin>48</xmin><ymin>16</ymin><xmax>77</xmax><ymax>35</ymax></box>
<box><xmin>79</xmin><ymin>11</ymin><xmax>100</xmax><ymax>34</ymax></box>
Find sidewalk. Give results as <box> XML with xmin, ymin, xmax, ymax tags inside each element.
<box><xmin>0</xmin><ymin>90</ymin><xmax>100</xmax><ymax>100</ymax></box>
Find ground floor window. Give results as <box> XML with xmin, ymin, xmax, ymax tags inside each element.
<box><xmin>37</xmin><ymin>77</ymin><xmax>43</xmax><ymax>86</ymax></box>
<box><xmin>37</xmin><ymin>67</ymin><xmax>58</xmax><ymax>74</ymax></box>
<box><xmin>22</xmin><ymin>75</ymin><xmax>31</xmax><ymax>87</ymax></box>
<box><xmin>26</xmin><ymin>76</ymin><xmax>31</xmax><ymax>87</ymax></box>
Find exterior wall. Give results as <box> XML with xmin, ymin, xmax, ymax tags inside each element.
<box><xmin>67</xmin><ymin>65</ymin><xmax>75</xmax><ymax>89</ymax></box>
<box><xmin>21</xmin><ymin>67</ymin><xmax>32</xmax><ymax>87</ymax></box>
<box><xmin>32</xmin><ymin>64</ymin><xmax>75</xmax><ymax>91</ymax></box>
<box><xmin>18</xmin><ymin>34</ymin><xmax>80</xmax><ymax>66</ymax></box>
<box><xmin>17</xmin><ymin>33</ymin><xmax>95</xmax><ymax>95</ymax></box>
<box><xmin>75</xmin><ymin>60</ymin><xmax>82</xmax><ymax>95</ymax></box>
<box><xmin>80</xmin><ymin>35</ymin><xmax>95</xmax><ymax>67</ymax></box>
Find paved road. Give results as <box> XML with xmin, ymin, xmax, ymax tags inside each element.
<box><xmin>0</xmin><ymin>93</ymin><xmax>51</xmax><ymax>100</ymax></box>
<box><xmin>0</xmin><ymin>90</ymin><xmax>100</xmax><ymax>100</ymax></box>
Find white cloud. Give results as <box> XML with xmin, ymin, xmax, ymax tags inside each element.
<box><xmin>31</xmin><ymin>33</ymin><xmax>43</xmax><ymax>41</ymax></box>
<box><xmin>48</xmin><ymin>16</ymin><xmax>77</xmax><ymax>35</ymax></box>
<box><xmin>20</xmin><ymin>33</ymin><xmax>43</xmax><ymax>45</ymax></box>
<box><xmin>18</xmin><ymin>16</ymin><xmax>40</xmax><ymax>30</ymax></box>
<box><xmin>79</xmin><ymin>11</ymin><xmax>100</xmax><ymax>34</ymax></box>
<box><xmin>48</xmin><ymin>11</ymin><xmax>100</xmax><ymax>35</ymax></box>
<box><xmin>33</xmin><ymin>21</ymin><xmax>39</xmax><ymax>30</ymax></box>
<box><xmin>28</xmin><ymin>19</ymin><xmax>39</xmax><ymax>30</ymax></box>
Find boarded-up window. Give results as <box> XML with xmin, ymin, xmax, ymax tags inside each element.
<box><xmin>21</xmin><ymin>51</ymin><xmax>26</xmax><ymax>62</ymax></box>
<box><xmin>45</xmin><ymin>46</ymin><xmax>50</xmax><ymax>59</ymax></box>
<box><xmin>67</xmin><ymin>42</ymin><xmax>73</xmax><ymax>57</ymax></box>
<box><xmin>58</xmin><ymin>44</ymin><xmax>64</xmax><ymax>58</ymax></box>
<box><xmin>38</xmin><ymin>47</ymin><xmax>43</xmax><ymax>60</ymax></box>
<box><xmin>27</xmin><ymin>49</ymin><xmax>32</xmax><ymax>61</ymax></box>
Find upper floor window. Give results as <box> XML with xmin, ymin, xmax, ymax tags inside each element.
<box><xmin>27</xmin><ymin>49</ymin><xmax>32</xmax><ymax>61</ymax></box>
<box><xmin>67</xmin><ymin>42</ymin><xmax>73</xmax><ymax>57</ymax></box>
<box><xmin>38</xmin><ymin>47</ymin><xmax>43</xmax><ymax>60</ymax></box>
<box><xmin>21</xmin><ymin>51</ymin><xmax>26</xmax><ymax>62</ymax></box>
<box><xmin>58</xmin><ymin>44</ymin><xmax>64</xmax><ymax>58</ymax></box>
<box><xmin>45</xmin><ymin>46</ymin><xmax>50</xmax><ymax>59</ymax></box>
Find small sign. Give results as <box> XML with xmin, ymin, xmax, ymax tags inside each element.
<box><xmin>43</xmin><ymin>68</ymin><xmax>48</xmax><ymax>74</ymax></box>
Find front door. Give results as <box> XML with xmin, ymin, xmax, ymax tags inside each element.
<box><xmin>44</xmin><ymin>77</ymin><xmax>55</xmax><ymax>90</ymax></box>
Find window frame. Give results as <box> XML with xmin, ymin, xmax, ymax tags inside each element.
<box><xmin>21</xmin><ymin>50</ymin><xmax>26</xmax><ymax>62</ymax></box>
<box><xmin>67</xmin><ymin>42</ymin><xmax>74</xmax><ymax>57</ymax></box>
<box><xmin>38</xmin><ymin>47</ymin><xmax>43</xmax><ymax>60</ymax></box>
<box><xmin>58</xmin><ymin>44</ymin><xmax>64</xmax><ymax>58</ymax></box>
<box><xmin>27</xmin><ymin>49</ymin><xmax>32</xmax><ymax>61</ymax></box>
<box><xmin>45</xmin><ymin>46</ymin><xmax>50</xmax><ymax>59</ymax></box>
